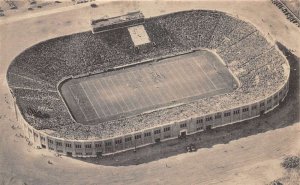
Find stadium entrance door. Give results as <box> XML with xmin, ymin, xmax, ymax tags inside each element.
<box><xmin>180</xmin><ymin>130</ymin><xmax>187</xmax><ymax>138</ymax></box>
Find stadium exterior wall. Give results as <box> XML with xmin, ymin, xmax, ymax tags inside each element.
<box><xmin>14</xmin><ymin>78</ymin><xmax>290</xmax><ymax>157</ymax></box>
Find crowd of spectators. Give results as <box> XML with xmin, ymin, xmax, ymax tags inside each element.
<box><xmin>7</xmin><ymin>10</ymin><xmax>289</xmax><ymax>139</ymax></box>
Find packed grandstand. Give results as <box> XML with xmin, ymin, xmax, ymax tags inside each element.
<box><xmin>7</xmin><ymin>10</ymin><xmax>289</xmax><ymax>155</ymax></box>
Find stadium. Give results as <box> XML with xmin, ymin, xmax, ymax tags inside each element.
<box><xmin>7</xmin><ymin>10</ymin><xmax>290</xmax><ymax>157</ymax></box>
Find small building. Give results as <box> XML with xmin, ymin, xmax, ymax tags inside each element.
<box><xmin>91</xmin><ymin>11</ymin><xmax>145</xmax><ymax>33</ymax></box>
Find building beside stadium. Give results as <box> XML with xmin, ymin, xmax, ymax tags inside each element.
<box><xmin>7</xmin><ymin>10</ymin><xmax>290</xmax><ymax>157</ymax></box>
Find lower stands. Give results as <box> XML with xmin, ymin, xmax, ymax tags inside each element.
<box><xmin>18</xmin><ymin>79</ymin><xmax>289</xmax><ymax>157</ymax></box>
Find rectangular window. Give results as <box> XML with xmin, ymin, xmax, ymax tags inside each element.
<box><xmin>197</xmin><ymin>126</ymin><xmax>203</xmax><ymax>131</ymax></box>
<box><xmin>196</xmin><ymin>119</ymin><xmax>203</xmax><ymax>124</ymax></box>
<box><xmin>115</xmin><ymin>139</ymin><xmax>122</xmax><ymax>144</ymax></box>
<box><xmin>224</xmin><ymin>112</ymin><xmax>231</xmax><ymax>117</ymax></box>
<box><xmin>134</xmin><ymin>135</ymin><xmax>141</xmax><ymax>140</ymax></box>
<box><xmin>154</xmin><ymin>130</ymin><xmax>161</xmax><ymax>134</ymax></box>
<box><xmin>252</xmin><ymin>105</ymin><xmax>257</xmax><ymax>110</ymax></box>
<box><xmin>85</xmin><ymin>144</ymin><xmax>92</xmax><ymax>148</ymax></box>
<box><xmin>95</xmin><ymin>143</ymin><xmax>101</xmax><ymax>148</ymax></box>
<box><xmin>125</xmin><ymin>137</ymin><xmax>132</xmax><ymax>142</ymax></box>
<box><xmin>163</xmin><ymin>127</ymin><xmax>170</xmax><ymax>132</ymax></box>
<box><xmin>180</xmin><ymin>123</ymin><xmax>187</xmax><ymax>128</ymax></box>
<box><xmin>56</xmin><ymin>142</ymin><xmax>62</xmax><ymax>146</ymax></box>
<box><xmin>105</xmin><ymin>142</ymin><xmax>112</xmax><ymax>147</ymax></box>
<box><xmin>164</xmin><ymin>135</ymin><xmax>171</xmax><ymax>139</ymax></box>
<box><xmin>48</xmin><ymin>140</ymin><xmax>53</xmax><ymax>144</ymax></box>
<box><xmin>66</xmin><ymin>143</ymin><xmax>72</xmax><ymax>148</ymax></box>
<box><xmin>233</xmin><ymin>110</ymin><xmax>240</xmax><ymax>115</ymax></box>
<box><xmin>215</xmin><ymin>114</ymin><xmax>221</xmax><ymax>119</ymax></box>
<box><xmin>205</xmin><ymin>117</ymin><xmax>212</xmax><ymax>121</ymax></box>
<box><xmin>144</xmin><ymin>132</ymin><xmax>151</xmax><ymax>137</ymax></box>
<box><xmin>75</xmin><ymin>144</ymin><xmax>81</xmax><ymax>148</ymax></box>
<box><xmin>242</xmin><ymin>108</ymin><xmax>249</xmax><ymax>112</ymax></box>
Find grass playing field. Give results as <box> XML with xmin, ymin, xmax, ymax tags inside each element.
<box><xmin>60</xmin><ymin>50</ymin><xmax>236</xmax><ymax>125</ymax></box>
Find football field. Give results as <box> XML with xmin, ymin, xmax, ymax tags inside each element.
<box><xmin>60</xmin><ymin>50</ymin><xmax>236</xmax><ymax>125</ymax></box>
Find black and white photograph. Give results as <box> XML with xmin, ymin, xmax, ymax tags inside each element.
<box><xmin>0</xmin><ymin>0</ymin><xmax>299</xmax><ymax>184</ymax></box>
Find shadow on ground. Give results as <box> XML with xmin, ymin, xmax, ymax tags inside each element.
<box><xmin>76</xmin><ymin>42</ymin><xmax>299</xmax><ymax>166</ymax></box>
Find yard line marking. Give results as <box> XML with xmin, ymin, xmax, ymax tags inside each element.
<box><xmin>88</xmin><ymin>81</ymin><xmax>106</xmax><ymax>117</ymax></box>
<box><xmin>135</xmin><ymin>69</ymin><xmax>161</xmax><ymax>106</ymax></box>
<box><xmin>82</xmin><ymin>81</ymin><xmax>101</xmax><ymax>119</ymax></box>
<box><xmin>92</xmin><ymin>80</ymin><xmax>113</xmax><ymax>117</ymax></box>
<box><xmin>68</xmin><ymin>85</ymin><xmax>89</xmax><ymax>121</ymax></box>
<box><xmin>188</xmin><ymin>57</ymin><xmax>214</xmax><ymax>94</ymax></box>
<box><xmin>71</xmin><ymin>84</ymin><xmax>99</xmax><ymax>120</ymax></box>
<box><xmin>127</xmin><ymin>70</ymin><xmax>150</xmax><ymax>107</ymax></box>
<box><xmin>153</xmin><ymin>63</ymin><xmax>179</xmax><ymax>102</ymax></box>
<box><xmin>139</xmin><ymin>68</ymin><xmax>167</xmax><ymax>106</ymax></box>
<box><xmin>143</xmin><ymin>66</ymin><xmax>168</xmax><ymax>103</ymax></box>
<box><xmin>193</xmin><ymin>63</ymin><xmax>215</xmax><ymax>94</ymax></box>
<box><xmin>163</xmin><ymin>63</ymin><xmax>186</xmax><ymax>101</ymax></box>
<box><xmin>72</xmin><ymin>84</ymin><xmax>99</xmax><ymax>121</ymax></box>
<box><xmin>122</xmin><ymin>72</ymin><xmax>142</xmax><ymax>110</ymax></box>
<box><xmin>80</xmin><ymin>82</ymin><xmax>101</xmax><ymax>119</ymax></box>
<box><xmin>208</xmin><ymin>59</ymin><xmax>232</xmax><ymax>88</ymax></box>
<box><xmin>177</xmin><ymin>60</ymin><xmax>201</xmax><ymax>96</ymax></box>
<box><xmin>100</xmin><ymin>78</ymin><xmax>124</xmax><ymax>114</ymax></box>
<box><xmin>113</xmin><ymin>75</ymin><xmax>134</xmax><ymax>112</ymax></box>
<box><xmin>195</xmin><ymin>58</ymin><xmax>217</xmax><ymax>89</ymax></box>
<box><xmin>159</xmin><ymin>62</ymin><xmax>184</xmax><ymax>101</ymax></box>
<box><xmin>180</xmin><ymin>59</ymin><xmax>204</xmax><ymax>96</ymax></box>
<box><xmin>96</xmin><ymin>79</ymin><xmax>118</xmax><ymax>116</ymax></box>
<box><xmin>169</xmin><ymin>62</ymin><xmax>196</xmax><ymax>99</ymax></box>
<box><xmin>81</xmin><ymin>82</ymin><xmax>105</xmax><ymax>120</ymax></box>
<box><xmin>130</xmin><ymin>70</ymin><xmax>155</xmax><ymax>106</ymax></box>
<box><xmin>106</xmin><ymin>76</ymin><xmax>129</xmax><ymax>113</ymax></box>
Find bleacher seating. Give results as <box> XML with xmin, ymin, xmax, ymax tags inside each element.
<box><xmin>7</xmin><ymin>10</ymin><xmax>289</xmax><ymax>139</ymax></box>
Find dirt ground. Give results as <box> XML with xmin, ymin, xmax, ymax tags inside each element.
<box><xmin>0</xmin><ymin>1</ymin><xmax>300</xmax><ymax>185</ymax></box>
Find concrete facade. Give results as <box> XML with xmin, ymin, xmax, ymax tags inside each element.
<box><xmin>16</xmin><ymin>79</ymin><xmax>289</xmax><ymax>157</ymax></box>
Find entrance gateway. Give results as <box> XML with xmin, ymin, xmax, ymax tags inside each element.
<box><xmin>180</xmin><ymin>130</ymin><xmax>187</xmax><ymax>138</ymax></box>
